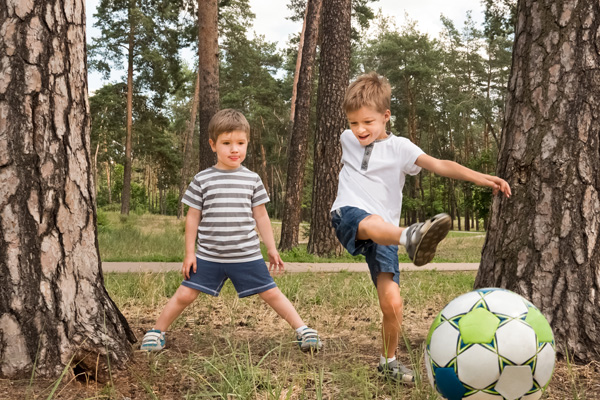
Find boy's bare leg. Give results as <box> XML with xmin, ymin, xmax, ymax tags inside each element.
<box><xmin>259</xmin><ymin>287</ymin><xmax>304</xmax><ymax>329</ymax></box>
<box><xmin>154</xmin><ymin>285</ymin><xmax>201</xmax><ymax>332</ymax></box>
<box><xmin>377</xmin><ymin>273</ymin><xmax>403</xmax><ymax>358</ymax></box>
<box><xmin>357</xmin><ymin>215</ymin><xmax>404</xmax><ymax>246</ymax></box>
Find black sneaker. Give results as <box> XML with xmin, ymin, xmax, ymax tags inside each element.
<box><xmin>378</xmin><ymin>359</ymin><xmax>415</xmax><ymax>384</ymax></box>
<box><xmin>404</xmin><ymin>213</ymin><xmax>451</xmax><ymax>266</ymax></box>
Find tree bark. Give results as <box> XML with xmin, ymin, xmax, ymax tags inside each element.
<box><xmin>0</xmin><ymin>0</ymin><xmax>136</xmax><ymax>380</ymax></box>
<box><xmin>279</xmin><ymin>0</ymin><xmax>322</xmax><ymax>251</ymax></box>
<box><xmin>198</xmin><ymin>0</ymin><xmax>219</xmax><ymax>171</ymax></box>
<box><xmin>307</xmin><ymin>0</ymin><xmax>351</xmax><ymax>256</ymax></box>
<box><xmin>121</xmin><ymin>3</ymin><xmax>134</xmax><ymax>215</ymax></box>
<box><xmin>178</xmin><ymin>69</ymin><xmax>200</xmax><ymax>219</ymax></box>
<box><xmin>476</xmin><ymin>0</ymin><xmax>600</xmax><ymax>363</ymax></box>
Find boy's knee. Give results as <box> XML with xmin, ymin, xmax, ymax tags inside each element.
<box><xmin>360</xmin><ymin>214</ymin><xmax>384</xmax><ymax>229</ymax></box>
<box><xmin>380</xmin><ymin>296</ymin><xmax>403</xmax><ymax>317</ymax></box>
<box><xmin>258</xmin><ymin>287</ymin><xmax>280</xmax><ymax>302</ymax></box>
<box><xmin>175</xmin><ymin>286</ymin><xmax>199</xmax><ymax>305</ymax></box>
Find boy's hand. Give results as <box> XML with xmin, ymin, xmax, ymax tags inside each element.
<box><xmin>481</xmin><ymin>174</ymin><xmax>512</xmax><ymax>198</ymax></box>
<box><xmin>182</xmin><ymin>253</ymin><xmax>197</xmax><ymax>280</ymax></box>
<box><xmin>267</xmin><ymin>249</ymin><xmax>284</xmax><ymax>275</ymax></box>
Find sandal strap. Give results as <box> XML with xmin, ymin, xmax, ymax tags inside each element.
<box><xmin>142</xmin><ymin>330</ymin><xmax>163</xmax><ymax>345</ymax></box>
<box><xmin>300</xmin><ymin>328</ymin><xmax>319</xmax><ymax>340</ymax></box>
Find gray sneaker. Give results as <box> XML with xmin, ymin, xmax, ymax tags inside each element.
<box><xmin>296</xmin><ymin>327</ymin><xmax>322</xmax><ymax>352</ymax></box>
<box><xmin>405</xmin><ymin>213</ymin><xmax>451</xmax><ymax>266</ymax></box>
<box><xmin>378</xmin><ymin>359</ymin><xmax>415</xmax><ymax>384</ymax></box>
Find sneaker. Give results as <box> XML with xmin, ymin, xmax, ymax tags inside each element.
<box><xmin>405</xmin><ymin>213</ymin><xmax>451</xmax><ymax>266</ymax></box>
<box><xmin>378</xmin><ymin>359</ymin><xmax>415</xmax><ymax>384</ymax></box>
<box><xmin>296</xmin><ymin>327</ymin><xmax>322</xmax><ymax>352</ymax></box>
<box><xmin>140</xmin><ymin>329</ymin><xmax>165</xmax><ymax>352</ymax></box>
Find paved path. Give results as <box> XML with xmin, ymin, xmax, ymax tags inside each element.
<box><xmin>102</xmin><ymin>261</ymin><xmax>478</xmax><ymax>273</ymax></box>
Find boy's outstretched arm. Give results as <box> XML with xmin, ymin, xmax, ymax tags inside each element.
<box><xmin>253</xmin><ymin>204</ymin><xmax>285</xmax><ymax>274</ymax></box>
<box><xmin>415</xmin><ymin>154</ymin><xmax>512</xmax><ymax>198</ymax></box>
<box><xmin>182</xmin><ymin>207</ymin><xmax>202</xmax><ymax>280</ymax></box>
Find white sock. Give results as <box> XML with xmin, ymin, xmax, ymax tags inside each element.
<box><xmin>399</xmin><ymin>229</ymin><xmax>408</xmax><ymax>246</ymax></box>
<box><xmin>296</xmin><ymin>325</ymin><xmax>308</xmax><ymax>335</ymax></box>
<box><xmin>380</xmin><ymin>355</ymin><xmax>396</xmax><ymax>365</ymax></box>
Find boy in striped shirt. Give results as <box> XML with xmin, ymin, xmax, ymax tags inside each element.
<box><xmin>141</xmin><ymin>109</ymin><xmax>321</xmax><ymax>353</ymax></box>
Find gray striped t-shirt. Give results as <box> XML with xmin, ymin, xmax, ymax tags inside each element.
<box><xmin>181</xmin><ymin>166</ymin><xmax>269</xmax><ymax>263</ymax></box>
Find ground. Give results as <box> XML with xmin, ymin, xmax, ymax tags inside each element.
<box><xmin>2</xmin><ymin>271</ymin><xmax>599</xmax><ymax>399</ymax></box>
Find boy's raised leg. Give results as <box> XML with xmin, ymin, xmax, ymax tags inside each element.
<box><xmin>357</xmin><ymin>213</ymin><xmax>452</xmax><ymax>266</ymax></box>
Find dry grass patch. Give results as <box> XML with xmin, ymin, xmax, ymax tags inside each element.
<box><xmin>5</xmin><ymin>271</ymin><xmax>599</xmax><ymax>399</ymax></box>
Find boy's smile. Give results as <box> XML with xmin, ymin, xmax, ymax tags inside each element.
<box><xmin>347</xmin><ymin>106</ymin><xmax>391</xmax><ymax>146</ymax></box>
<box><xmin>209</xmin><ymin>130</ymin><xmax>248</xmax><ymax>170</ymax></box>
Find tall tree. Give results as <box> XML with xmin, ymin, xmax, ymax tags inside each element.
<box><xmin>307</xmin><ymin>0</ymin><xmax>352</xmax><ymax>255</ymax></box>
<box><xmin>89</xmin><ymin>0</ymin><xmax>181</xmax><ymax>215</ymax></box>
<box><xmin>90</xmin><ymin>83</ymin><xmax>128</xmax><ymax>206</ymax></box>
<box><xmin>177</xmin><ymin>69</ymin><xmax>200</xmax><ymax>219</ymax></box>
<box><xmin>279</xmin><ymin>0</ymin><xmax>322</xmax><ymax>251</ymax></box>
<box><xmin>476</xmin><ymin>0</ymin><xmax>600</xmax><ymax>362</ymax></box>
<box><xmin>0</xmin><ymin>0</ymin><xmax>135</xmax><ymax>379</ymax></box>
<box><xmin>197</xmin><ymin>0</ymin><xmax>219</xmax><ymax>171</ymax></box>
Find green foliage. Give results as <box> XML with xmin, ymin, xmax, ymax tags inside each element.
<box><xmin>88</xmin><ymin>1</ymin><xmax>514</xmax><ymax>227</ymax></box>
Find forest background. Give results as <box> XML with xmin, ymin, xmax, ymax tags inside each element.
<box><xmin>86</xmin><ymin>0</ymin><xmax>515</xmax><ymax>245</ymax></box>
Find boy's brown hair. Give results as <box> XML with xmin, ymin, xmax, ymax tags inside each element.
<box><xmin>343</xmin><ymin>71</ymin><xmax>391</xmax><ymax>114</ymax></box>
<box><xmin>208</xmin><ymin>109</ymin><xmax>250</xmax><ymax>142</ymax></box>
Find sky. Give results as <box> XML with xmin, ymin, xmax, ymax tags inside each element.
<box><xmin>86</xmin><ymin>0</ymin><xmax>484</xmax><ymax>93</ymax></box>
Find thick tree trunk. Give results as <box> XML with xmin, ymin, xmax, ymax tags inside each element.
<box><xmin>279</xmin><ymin>0</ymin><xmax>322</xmax><ymax>251</ymax></box>
<box><xmin>0</xmin><ymin>0</ymin><xmax>136</xmax><ymax>380</ymax></box>
<box><xmin>121</xmin><ymin>7</ymin><xmax>134</xmax><ymax>215</ymax></box>
<box><xmin>198</xmin><ymin>0</ymin><xmax>219</xmax><ymax>171</ymax></box>
<box><xmin>307</xmin><ymin>0</ymin><xmax>351</xmax><ymax>256</ymax></box>
<box><xmin>178</xmin><ymin>69</ymin><xmax>200</xmax><ymax>219</ymax></box>
<box><xmin>476</xmin><ymin>0</ymin><xmax>600</xmax><ymax>363</ymax></box>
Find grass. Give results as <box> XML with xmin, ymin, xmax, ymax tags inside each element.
<box><xmin>97</xmin><ymin>211</ymin><xmax>485</xmax><ymax>263</ymax></box>
<box><xmin>9</xmin><ymin>270</ymin><xmax>599</xmax><ymax>399</ymax></box>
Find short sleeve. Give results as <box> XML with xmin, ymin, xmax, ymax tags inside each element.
<box><xmin>181</xmin><ymin>176</ymin><xmax>203</xmax><ymax>210</ymax></box>
<box><xmin>252</xmin><ymin>175</ymin><xmax>270</xmax><ymax>207</ymax></box>
<box><xmin>401</xmin><ymin>139</ymin><xmax>425</xmax><ymax>176</ymax></box>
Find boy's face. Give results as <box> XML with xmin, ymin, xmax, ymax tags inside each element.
<box><xmin>209</xmin><ymin>130</ymin><xmax>248</xmax><ymax>170</ymax></box>
<box><xmin>346</xmin><ymin>106</ymin><xmax>391</xmax><ymax>146</ymax></box>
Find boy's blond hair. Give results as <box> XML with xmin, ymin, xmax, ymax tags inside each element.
<box><xmin>343</xmin><ymin>71</ymin><xmax>391</xmax><ymax>114</ymax></box>
<box><xmin>208</xmin><ymin>109</ymin><xmax>250</xmax><ymax>142</ymax></box>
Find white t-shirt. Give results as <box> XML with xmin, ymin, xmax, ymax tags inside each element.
<box><xmin>331</xmin><ymin>129</ymin><xmax>424</xmax><ymax>226</ymax></box>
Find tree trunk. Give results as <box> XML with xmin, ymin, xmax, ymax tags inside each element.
<box><xmin>307</xmin><ymin>0</ymin><xmax>351</xmax><ymax>256</ymax></box>
<box><xmin>0</xmin><ymin>0</ymin><xmax>136</xmax><ymax>380</ymax></box>
<box><xmin>105</xmin><ymin>161</ymin><xmax>112</xmax><ymax>204</ymax></box>
<box><xmin>289</xmin><ymin>2</ymin><xmax>309</xmax><ymax>129</ymax></box>
<box><xmin>476</xmin><ymin>0</ymin><xmax>600</xmax><ymax>363</ymax></box>
<box><xmin>198</xmin><ymin>0</ymin><xmax>219</xmax><ymax>171</ymax></box>
<box><xmin>121</xmin><ymin>5</ymin><xmax>134</xmax><ymax>215</ymax></box>
<box><xmin>279</xmin><ymin>0</ymin><xmax>322</xmax><ymax>251</ymax></box>
<box><xmin>178</xmin><ymin>69</ymin><xmax>200</xmax><ymax>219</ymax></box>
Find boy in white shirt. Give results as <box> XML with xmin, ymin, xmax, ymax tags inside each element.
<box><xmin>331</xmin><ymin>72</ymin><xmax>511</xmax><ymax>383</ymax></box>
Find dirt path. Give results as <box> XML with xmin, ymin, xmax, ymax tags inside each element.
<box><xmin>102</xmin><ymin>261</ymin><xmax>479</xmax><ymax>273</ymax></box>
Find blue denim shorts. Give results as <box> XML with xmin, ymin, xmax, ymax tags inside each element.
<box><xmin>181</xmin><ymin>257</ymin><xmax>277</xmax><ymax>298</ymax></box>
<box><xmin>331</xmin><ymin>206</ymin><xmax>400</xmax><ymax>286</ymax></box>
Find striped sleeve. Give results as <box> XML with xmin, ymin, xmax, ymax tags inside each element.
<box><xmin>181</xmin><ymin>175</ymin><xmax>204</xmax><ymax>210</ymax></box>
<box><xmin>251</xmin><ymin>175</ymin><xmax>269</xmax><ymax>207</ymax></box>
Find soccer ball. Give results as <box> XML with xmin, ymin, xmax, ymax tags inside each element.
<box><xmin>424</xmin><ymin>288</ymin><xmax>555</xmax><ymax>400</ymax></box>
